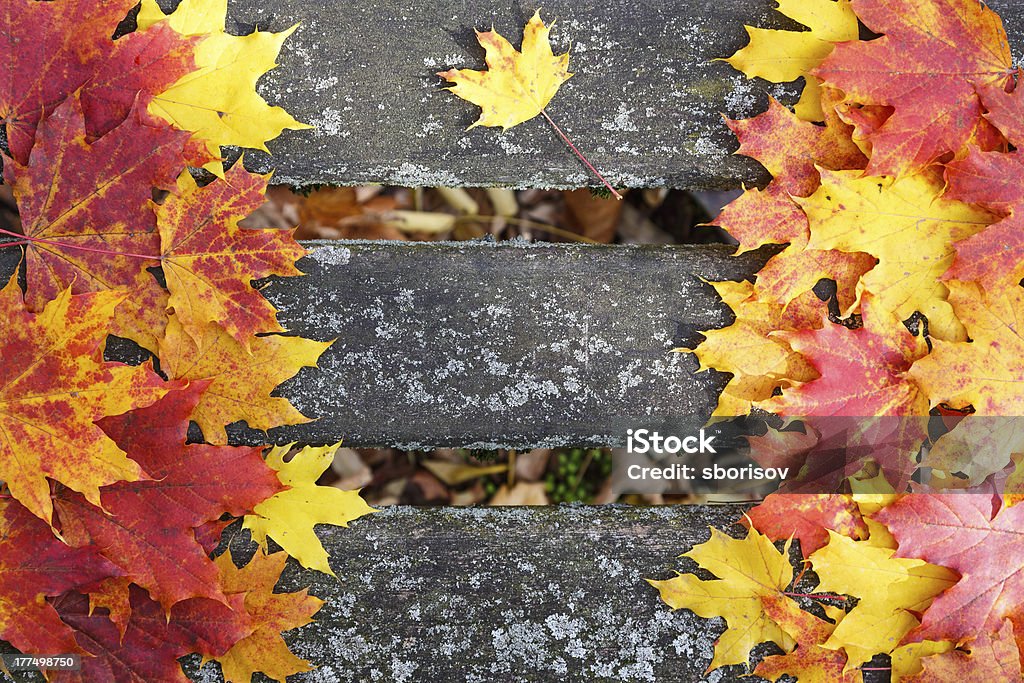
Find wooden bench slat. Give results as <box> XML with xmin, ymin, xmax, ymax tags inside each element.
<box><xmin>0</xmin><ymin>240</ymin><xmax>768</xmax><ymax>449</ymax></box>
<box><xmin>232</xmin><ymin>0</ymin><xmax>1024</xmax><ymax>189</ymax></box>
<box><xmin>177</xmin><ymin>504</ymin><xmax>755</xmax><ymax>683</ymax></box>
<box><xmin>242</xmin><ymin>241</ymin><xmax>771</xmax><ymax>449</ymax></box>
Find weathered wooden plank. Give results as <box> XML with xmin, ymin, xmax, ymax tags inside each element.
<box><xmin>0</xmin><ymin>240</ymin><xmax>769</xmax><ymax>449</ymax></box>
<box><xmin>229</xmin><ymin>0</ymin><xmax>1024</xmax><ymax>189</ymax></box>
<box><xmin>0</xmin><ymin>504</ymin><xmax>887</xmax><ymax>683</ymax></box>
<box><xmin>177</xmin><ymin>504</ymin><xmax>760</xmax><ymax>683</ymax></box>
<box><xmin>246</xmin><ymin>241</ymin><xmax>772</xmax><ymax>449</ymax></box>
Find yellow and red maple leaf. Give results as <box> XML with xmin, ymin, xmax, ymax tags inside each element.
<box><xmin>437</xmin><ymin>10</ymin><xmax>571</xmax><ymax>131</ymax></box>
<box><xmin>138</xmin><ymin>0</ymin><xmax>310</xmax><ymax>172</ymax></box>
<box><xmin>753</xmin><ymin>597</ymin><xmax>858</xmax><ymax>682</ymax></box>
<box><xmin>213</xmin><ymin>551</ymin><xmax>322</xmax><ymax>682</ymax></box>
<box><xmin>0</xmin><ymin>276</ymin><xmax>168</xmax><ymax>524</ymax></box>
<box><xmin>0</xmin><ymin>498</ymin><xmax>122</xmax><ymax>657</ymax></box>
<box><xmin>158</xmin><ymin>167</ymin><xmax>306</xmax><ymax>347</ymax></box>
<box><xmin>874</xmin><ymin>494</ymin><xmax>1024</xmax><ymax>645</ymax></box>
<box><xmin>689</xmin><ymin>280</ymin><xmax>819</xmax><ymax>417</ymax></box>
<box><xmin>726</xmin><ymin>97</ymin><xmax>865</xmax><ymax>199</ymax></box>
<box><xmin>4</xmin><ymin>94</ymin><xmax>185</xmax><ymax>312</ymax></box>
<box><xmin>815</xmin><ymin>0</ymin><xmax>1013</xmax><ymax>177</ymax></box>
<box><xmin>902</xmin><ymin>620</ymin><xmax>1021</xmax><ymax>681</ymax></box>
<box><xmin>55</xmin><ymin>384</ymin><xmax>282</xmax><ymax>610</ymax></box>
<box><xmin>713</xmin><ymin>97</ymin><xmax>864</xmax><ymax>254</ymax></box>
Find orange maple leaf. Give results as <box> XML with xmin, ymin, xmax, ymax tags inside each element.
<box><xmin>754</xmin><ymin>596</ymin><xmax>858</xmax><ymax>682</ymax></box>
<box><xmin>158</xmin><ymin>316</ymin><xmax>331</xmax><ymax>444</ymax></box>
<box><xmin>213</xmin><ymin>551</ymin><xmax>323</xmax><ymax>682</ymax></box>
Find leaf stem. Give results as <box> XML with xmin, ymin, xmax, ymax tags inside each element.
<box><xmin>0</xmin><ymin>227</ymin><xmax>158</xmax><ymax>261</ymax></box>
<box><xmin>540</xmin><ymin>109</ymin><xmax>623</xmax><ymax>201</ymax></box>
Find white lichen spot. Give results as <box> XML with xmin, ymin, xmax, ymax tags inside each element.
<box><xmin>602</xmin><ymin>103</ymin><xmax>639</xmax><ymax>132</ymax></box>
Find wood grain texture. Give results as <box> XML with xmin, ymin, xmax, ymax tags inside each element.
<box><xmin>227</xmin><ymin>0</ymin><xmax>1024</xmax><ymax>189</ymax></box>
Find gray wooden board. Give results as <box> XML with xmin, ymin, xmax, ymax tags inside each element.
<box><xmin>179</xmin><ymin>504</ymin><xmax>769</xmax><ymax>683</ymax></box>
<box><xmin>0</xmin><ymin>240</ymin><xmax>771</xmax><ymax>449</ymax></box>
<box><xmin>240</xmin><ymin>240</ymin><xmax>773</xmax><ymax>449</ymax></box>
<box><xmin>225</xmin><ymin>0</ymin><xmax>1024</xmax><ymax>189</ymax></box>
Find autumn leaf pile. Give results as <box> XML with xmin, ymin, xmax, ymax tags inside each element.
<box><xmin>0</xmin><ymin>0</ymin><xmax>373</xmax><ymax>680</ymax></box>
<box><xmin>655</xmin><ymin>0</ymin><xmax>1024</xmax><ymax>679</ymax></box>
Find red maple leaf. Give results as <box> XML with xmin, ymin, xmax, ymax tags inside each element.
<box><xmin>0</xmin><ymin>498</ymin><xmax>121</xmax><ymax>656</ymax></box>
<box><xmin>0</xmin><ymin>0</ymin><xmax>195</xmax><ymax>164</ymax></box>
<box><xmin>874</xmin><ymin>494</ymin><xmax>1024</xmax><ymax>644</ymax></box>
<box><xmin>815</xmin><ymin>0</ymin><xmax>1013</xmax><ymax>176</ymax></box>
<box><xmin>55</xmin><ymin>384</ymin><xmax>282</xmax><ymax>610</ymax></box>
<box><xmin>762</xmin><ymin>297</ymin><xmax>928</xmax><ymax>417</ymax></box>
<box><xmin>944</xmin><ymin>77</ymin><xmax>1024</xmax><ymax>289</ymax></box>
<box><xmin>4</xmin><ymin>94</ymin><xmax>188</xmax><ymax>311</ymax></box>
<box><xmin>53</xmin><ymin>584</ymin><xmax>250</xmax><ymax>682</ymax></box>
<box><xmin>745</xmin><ymin>493</ymin><xmax>868</xmax><ymax>555</ymax></box>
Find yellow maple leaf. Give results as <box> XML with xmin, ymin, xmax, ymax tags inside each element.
<box><xmin>437</xmin><ymin>10</ymin><xmax>571</xmax><ymax>130</ymax></box>
<box><xmin>809</xmin><ymin>531</ymin><xmax>957</xmax><ymax>668</ymax></box>
<box><xmin>243</xmin><ymin>443</ymin><xmax>376</xmax><ymax>576</ymax></box>
<box><xmin>158</xmin><ymin>316</ymin><xmax>330</xmax><ymax>444</ymax></box>
<box><xmin>725</xmin><ymin>0</ymin><xmax>859</xmax><ymax>121</ymax></box>
<box><xmin>910</xmin><ymin>281</ymin><xmax>1024</xmax><ymax>415</ymax></box>
<box><xmin>686</xmin><ymin>280</ymin><xmax>819</xmax><ymax>416</ymax></box>
<box><xmin>213</xmin><ymin>551</ymin><xmax>323</xmax><ymax>682</ymax></box>
<box><xmin>800</xmin><ymin>169</ymin><xmax>996</xmax><ymax>342</ymax></box>
<box><xmin>649</xmin><ymin>526</ymin><xmax>798</xmax><ymax>670</ymax></box>
<box><xmin>138</xmin><ymin>0</ymin><xmax>309</xmax><ymax>172</ymax></box>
